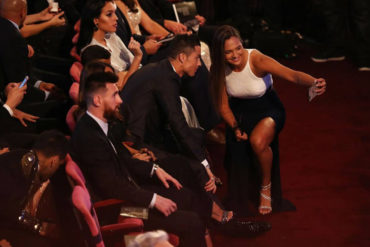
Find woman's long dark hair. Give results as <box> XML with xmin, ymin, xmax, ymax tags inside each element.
<box><xmin>76</xmin><ymin>0</ymin><xmax>114</xmax><ymax>53</ymax></box>
<box><xmin>210</xmin><ymin>25</ymin><xmax>242</xmax><ymax>111</ymax></box>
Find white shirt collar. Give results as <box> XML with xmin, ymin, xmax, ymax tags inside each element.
<box><xmin>8</xmin><ymin>19</ymin><xmax>19</xmax><ymax>31</ymax></box>
<box><xmin>86</xmin><ymin>111</ymin><xmax>108</xmax><ymax>136</ymax></box>
<box><xmin>169</xmin><ymin>61</ymin><xmax>177</xmax><ymax>73</ymax></box>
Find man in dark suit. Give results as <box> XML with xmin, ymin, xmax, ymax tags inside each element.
<box><xmin>70</xmin><ymin>71</ymin><xmax>209</xmax><ymax>247</ymax></box>
<box><xmin>0</xmin><ymin>130</ymin><xmax>69</xmax><ymax>247</ymax></box>
<box><xmin>121</xmin><ymin>34</ymin><xmax>217</xmax><ymax>182</ymax></box>
<box><xmin>0</xmin><ymin>0</ymin><xmax>60</xmax><ymax>104</ymax></box>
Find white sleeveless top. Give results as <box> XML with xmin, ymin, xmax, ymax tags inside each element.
<box><xmin>127</xmin><ymin>7</ymin><xmax>142</xmax><ymax>35</ymax></box>
<box><xmin>225</xmin><ymin>49</ymin><xmax>273</xmax><ymax>99</ymax></box>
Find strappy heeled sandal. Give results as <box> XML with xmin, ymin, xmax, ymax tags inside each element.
<box><xmin>259</xmin><ymin>182</ymin><xmax>272</xmax><ymax>215</ymax></box>
<box><xmin>221</xmin><ymin>210</ymin><xmax>233</xmax><ymax>224</ymax></box>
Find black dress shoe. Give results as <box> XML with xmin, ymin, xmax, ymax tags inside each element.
<box><xmin>211</xmin><ymin>218</ymin><xmax>271</xmax><ymax>237</ymax></box>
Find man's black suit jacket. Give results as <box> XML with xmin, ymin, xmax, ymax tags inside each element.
<box><xmin>120</xmin><ymin>59</ymin><xmax>206</xmax><ymax>162</ymax></box>
<box><xmin>70</xmin><ymin>113</ymin><xmax>155</xmax><ymax>206</ymax></box>
<box><xmin>0</xmin><ymin>17</ymin><xmax>45</xmax><ymax>102</ymax></box>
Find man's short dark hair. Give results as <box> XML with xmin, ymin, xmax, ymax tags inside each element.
<box><xmin>84</xmin><ymin>71</ymin><xmax>118</xmax><ymax>105</ymax></box>
<box><xmin>167</xmin><ymin>34</ymin><xmax>200</xmax><ymax>59</ymax></box>
<box><xmin>33</xmin><ymin>130</ymin><xmax>68</xmax><ymax>159</ymax></box>
<box><xmin>81</xmin><ymin>45</ymin><xmax>111</xmax><ymax>66</ymax></box>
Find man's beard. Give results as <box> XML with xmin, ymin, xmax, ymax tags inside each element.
<box><xmin>103</xmin><ymin>106</ymin><xmax>123</xmax><ymax>122</ymax></box>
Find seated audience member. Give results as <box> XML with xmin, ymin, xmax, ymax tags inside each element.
<box><xmin>0</xmin><ymin>130</ymin><xmax>69</xmax><ymax>247</ymax></box>
<box><xmin>80</xmin><ymin>44</ymin><xmax>112</xmax><ymax>66</ymax></box>
<box><xmin>23</xmin><ymin>1</ymin><xmax>77</xmax><ymax>58</ymax></box>
<box><xmin>121</xmin><ymin>34</ymin><xmax>216</xmax><ymax>174</ymax></box>
<box><xmin>20</xmin><ymin>6</ymin><xmax>66</xmax><ymax>38</ymax></box>
<box><xmin>70</xmin><ymin>71</ymin><xmax>271</xmax><ymax>246</ymax></box>
<box><xmin>74</xmin><ymin>61</ymin><xmax>115</xmax><ymax>122</ymax></box>
<box><xmin>0</xmin><ymin>81</ymin><xmax>40</xmax><ymax>136</ymax></box>
<box><xmin>77</xmin><ymin>0</ymin><xmax>143</xmax><ymax>89</ymax></box>
<box><xmin>115</xmin><ymin>0</ymin><xmax>169</xmax><ymax>37</ymax></box>
<box><xmin>114</xmin><ymin>0</ymin><xmax>170</xmax><ymax>63</ymax></box>
<box><xmin>138</xmin><ymin>0</ymin><xmax>188</xmax><ymax>35</ymax></box>
<box><xmin>105</xmin><ymin>0</ymin><xmax>219</xmax><ymax>131</ymax></box>
<box><xmin>0</xmin><ymin>0</ymin><xmax>63</xmax><ymax>105</ymax></box>
<box><xmin>138</xmin><ymin>0</ymin><xmax>216</xmax><ymax>46</ymax></box>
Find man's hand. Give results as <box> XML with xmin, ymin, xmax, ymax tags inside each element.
<box><xmin>155</xmin><ymin>167</ymin><xmax>182</xmax><ymax>190</ymax></box>
<box><xmin>4</xmin><ymin>83</ymin><xmax>27</xmax><ymax>109</ymax></box>
<box><xmin>163</xmin><ymin>20</ymin><xmax>187</xmax><ymax>34</ymax></box>
<box><xmin>13</xmin><ymin>109</ymin><xmax>39</xmax><ymax>127</ymax></box>
<box><xmin>204</xmin><ymin>167</ymin><xmax>216</xmax><ymax>193</ymax></box>
<box><xmin>139</xmin><ymin>148</ymin><xmax>157</xmax><ymax>161</ymax></box>
<box><xmin>38</xmin><ymin>6</ymin><xmax>56</xmax><ymax>22</ymax></box>
<box><xmin>143</xmin><ymin>39</ymin><xmax>162</xmax><ymax>55</ymax></box>
<box><xmin>132</xmin><ymin>152</ymin><xmax>152</xmax><ymax>162</ymax></box>
<box><xmin>39</xmin><ymin>82</ymin><xmax>56</xmax><ymax>92</ymax></box>
<box><xmin>47</xmin><ymin>12</ymin><xmax>66</xmax><ymax>27</ymax></box>
<box><xmin>154</xmin><ymin>195</ymin><xmax>177</xmax><ymax>217</ymax></box>
<box><xmin>195</xmin><ymin>15</ymin><xmax>206</xmax><ymax>26</ymax></box>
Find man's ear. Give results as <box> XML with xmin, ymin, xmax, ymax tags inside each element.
<box><xmin>178</xmin><ymin>53</ymin><xmax>186</xmax><ymax>64</ymax></box>
<box><xmin>93</xmin><ymin>94</ymin><xmax>102</xmax><ymax>107</ymax></box>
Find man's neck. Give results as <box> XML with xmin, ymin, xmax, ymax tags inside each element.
<box><xmin>169</xmin><ymin>59</ymin><xmax>184</xmax><ymax>77</ymax></box>
<box><xmin>87</xmin><ymin>108</ymin><xmax>107</xmax><ymax>123</ymax></box>
<box><xmin>3</xmin><ymin>15</ymin><xmax>20</xmax><ymax>27</ymax></box>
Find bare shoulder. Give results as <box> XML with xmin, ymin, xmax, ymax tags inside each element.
<box><xmin>250</xmin><ymin>49</ymin><xmax>269</xmax><ymax>64</ymax></box>
<box><xmin>249</xmin><ymin>49</ymin><xmax>269</xmax><ymax>76</ymax></box>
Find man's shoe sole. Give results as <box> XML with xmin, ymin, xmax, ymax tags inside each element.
<box><xmin>311</xmin><ymin>56</ymin><xmax>345</xmax><ymax>62</ymax></box>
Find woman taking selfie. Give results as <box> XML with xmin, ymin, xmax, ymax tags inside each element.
<box><xmin>210</xmin><ymin>25</ymin><xmax>326</xmax><ymax>215</ymax></box>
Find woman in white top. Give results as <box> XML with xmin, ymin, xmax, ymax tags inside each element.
<box><xmin>210</xmin><ymin>25</ymin><xmax>326</xmax><ymax>215</ymax></box>
<box><xmin>77</xmin><ymin>0</ymin><xmax>142</xmax><ymax>89</ymax></box>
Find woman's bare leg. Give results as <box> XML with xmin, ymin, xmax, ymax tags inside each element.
<box><xmin>249</xmin><ymin>117</ymin><xmax>276</xmax><ymax>214</ymax></box>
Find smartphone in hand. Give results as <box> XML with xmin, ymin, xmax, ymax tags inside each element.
<box><xmin>156</xmin><ymin>33</ymin><xmax>175</xmax><ymax>44</ymax></box>
<box><xmin>308</xmin><ymin>80</ymin><xmax>319</xmax><ymax>102</ymax></box>
<box><xmin>19</xmin><ymin>76</ymin><xmax>29</xmax><ymax>88</ymax></box>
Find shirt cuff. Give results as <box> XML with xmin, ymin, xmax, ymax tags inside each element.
<box><xmin>34</xmin><ymin>80</ymin><xmax>42</xmax><ymax>88</ymax></box>
<box><xmin>149</xmin><ymin>193</ymin><xmax>157</xmax><ymax>208</ymax></box>
<box><xmin>3</xmin><ymin>104</ymin><xmax>13</xmax><ymax>116</ymax></box>
<box><xmin>201</xmin><ymin>159</ymin><xmax>210</xmax><ymax>168</ymax></box>
<box><xmin>150</xmin><ymin>163</ymin><xmax>159</xmax><ymax>177</ymax></box>
<box><xmin>44</xmin><ymin>91</ymin><xmax>50</xmax><ymax>100</ymax></box>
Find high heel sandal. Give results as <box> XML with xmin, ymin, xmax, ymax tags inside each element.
<box><xmin>220</xmin><ymin>210</ymin><xmax>233</xmax><ymax>224</ymax></box>
<box><xmin>259</xmin><ymin>182</ymin><xmax>272</xmax><ymax>215</ymax></box>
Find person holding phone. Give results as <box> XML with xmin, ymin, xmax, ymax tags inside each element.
<box><xmin>210</xmin><ymin>25</ymin><xmax>326</xmax><ymax>215</ymax></box>
<box><xmin>1</xmin><ymin>81</ymin><xmax>39</xmax><ymax>129</ymax></box>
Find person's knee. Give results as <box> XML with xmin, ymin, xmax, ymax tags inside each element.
<box><xmin>250</xmin><ymin>135</ymin><xmax>267</xmax><ymax>154</ymax></box>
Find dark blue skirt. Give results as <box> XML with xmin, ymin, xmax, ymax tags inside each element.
<box><xmin>224</xmin><ymin>88</ymin><xmax>295</xmax><ymax>215</ymax></box>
